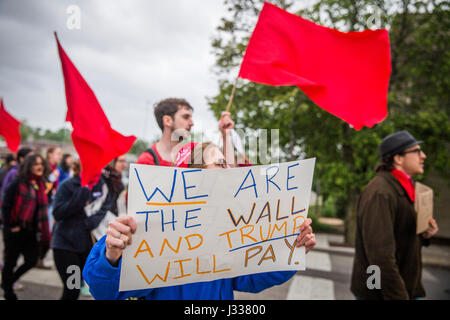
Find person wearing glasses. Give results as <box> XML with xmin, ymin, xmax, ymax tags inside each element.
<box><xmin>1</xmin><ymin>154</ymin><xmax>51</xmax><ymax>300</ymax></box>
<box><xmin>351</xmin><ymin>130</ymin><xmax>439</xmax><ymax>300</ymax></box>
<box><xmin>187</xmin><ymin>142</ymin><xmax>230</xmax><ymax>169</ymax></box>
<box><xmin>82</xmin><ymin>136</ymin><xmax>317</xmax><ymax>299</ymax></box>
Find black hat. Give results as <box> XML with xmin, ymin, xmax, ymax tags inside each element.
<box><xmin>379</xmin><ymin>130</ymin><xmax>423</xmax><ymax>158</ymax></box>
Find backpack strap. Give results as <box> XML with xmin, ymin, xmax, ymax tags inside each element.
<box><xmin>145</xmin><ymin>147</ymin><xmax>160</xmax><ymax>166</ymax></box>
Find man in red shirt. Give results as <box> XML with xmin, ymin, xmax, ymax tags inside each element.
<box><xmin>137</xmin><ymin>98</ymin><xmax>233</xmax><ymax>167</ymax></box>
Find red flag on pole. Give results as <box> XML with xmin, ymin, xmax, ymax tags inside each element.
<box><xmin>0</xmin><ymin>98</ymin><xmax>21</xmax><ymax>153</ymax></box>
<box><xmin>54</xmin><ymin>33</ymin><xmax>136</xmax><ymax>186</ymax></box>
<box><xmin>238</xmin><ymin>2</ymin><xmax>392</xmax><ymax>130</ymax></box>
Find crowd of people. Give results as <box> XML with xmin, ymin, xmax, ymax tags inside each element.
<box><xmin>0</xmin><ymin>144</ymin><xmax>129</xmax><ymax>300</ymax></box>
<box><xmin>0</xmin><ymin>97</ymin><xmax>440</xmax><ymax>301</ymax></box>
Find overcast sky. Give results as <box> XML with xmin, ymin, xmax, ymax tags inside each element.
<box><xmin>0</xmin><ymin>0</ymin><xmax>229</xmax><ymax>143</ymax></box>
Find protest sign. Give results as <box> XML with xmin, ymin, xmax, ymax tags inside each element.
<box><xmin>119</xmin><ymin>158</ymin><xmax>315</xmax><ymax>291</ymax></box>
<box><xmin>414</xmin><ymin>182</ymin><xmax>433</xmax><ymax>234</ymax></box>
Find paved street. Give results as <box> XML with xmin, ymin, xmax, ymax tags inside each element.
<box><xmin>1</xmin><ymin>232</ymin><xmax>449</xmax><ymax>300</ymax></box>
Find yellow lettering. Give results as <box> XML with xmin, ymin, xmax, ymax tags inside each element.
<box><xmin>134</xmin><ymin>239</ymin><xmax>154</xmax><ymax>259</ymax></box>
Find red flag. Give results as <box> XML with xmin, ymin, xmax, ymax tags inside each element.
<box><xmin>239</xmin><ymin>2</ymin><xmax>391</xmax><ymax>130</ymax></box>
<box><xmin>55</xmin><ymin>33</ymin><xmax>136</xmax><ymax>186</ymax></box>
<box><xmin>0</xmin><ymin>98</ymin><xmax>21</xmax><ymax>153</ymax></box>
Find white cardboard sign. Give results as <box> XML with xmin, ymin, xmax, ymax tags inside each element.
<box><xmin>119</xmin><ymin>158</ymin><xmax>315</xmax><ymax>291</ymax></box>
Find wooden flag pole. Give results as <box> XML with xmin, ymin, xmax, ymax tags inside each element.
<box><xmin>225</xmin><ymin>76</ymin><xmax>239</xmax><ymax>113</ymax></box>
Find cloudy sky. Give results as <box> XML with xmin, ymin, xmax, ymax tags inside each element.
<box><xmin>0</xmin><ymin>0</ymin><xmax>230</xmax><ymax>143</ymax></box>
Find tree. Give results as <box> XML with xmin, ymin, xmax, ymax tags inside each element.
<box><xmin>129</xmin><ymin>138</ymin><xmax>150</xmax><ymax>156</ymax></box>
<box><xmin>208</xmin><ymin>0</ymin><xmax>449</xmax><ymax>244</ymax></box>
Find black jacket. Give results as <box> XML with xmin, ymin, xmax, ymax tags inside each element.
<box><xmin>51</xmin><ymin>175</ymin><xmax>111</xmax><ymax>253</ymax></box>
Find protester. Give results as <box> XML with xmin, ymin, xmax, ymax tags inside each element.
<box><xmin>1</xmin><ymin>154</ymin><xmax>51</xmax><ymax>300</ymax></box>
<box><xmin>136</xmin><ymin>98</ymin><xmax>234</xmax><ymax>167</ymax></box>
<box><xmin>0</xmin><ymin>149</ymin><xmax>32</xmax><ymax>292</ymax></box>
<box><xmin>83</xmin><ymin>117</ymin><xmax>317</xmax><ymax>299</ymax></box>
<box><xmin>351</xmin><ymin>130</ymin><xmax>439</xmax><ymax>300</ymax></box>
<box><xmin>188</xmin><ymin>142</ymin><xmax>230</xmax><ymax>169</ymax></box>
<box><xmin>0</xmin><ymin>147</ymin><xmax>33</xmax><ymax>203</ymax></box>
<box><xmin>57</xmin><ymin>153</ymin><xmax>73</xmax><ymax>185</ymax></box>
<box><xmin>34</xmin><ymin>146</ymin><xmax>63</xmax><ymax>269</ymax></box>
<box><xmin>45</xmin><ymin>146</ymin><xmax>63</xmax><ymax>205</ymax></box>
<box><xmin>102</xmin><ymin>155</ymin><xmax>127</xmax><ymax>216</ymax></box>
<box><xmin>0</xmin><ymin>154</ymin><xmax>16</xmax><ymax>226</ymax></box>
<box><xmin>51</xmin><ymin>160</ymin><xmax>112</xmax><ymax>300</ymax></box>
<box><xmin>0</xmin><ymin>154</ymin><xmax>17</xmax><ymax>194</ymax></box>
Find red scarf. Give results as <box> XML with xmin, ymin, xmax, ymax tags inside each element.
<box><xmin>391</xmin><ymin>169</ymin><xmax>415</xmax><ymax>202</ymax></box>
<box><xmin>11</xmin><ymin>176</ymin><xmax>51</xmax><ymax>245</ymax></box>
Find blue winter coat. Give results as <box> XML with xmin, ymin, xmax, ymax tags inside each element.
<box><xmin>83</xmin><ymin>235</ymin><xmax>297</xmax><ymax>300</ymax></box>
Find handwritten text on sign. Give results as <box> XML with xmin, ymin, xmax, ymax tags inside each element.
<box><xmin>119</xmin><ymin>158</ymin><xmax>315</xmax><ymax>291</ymax></box>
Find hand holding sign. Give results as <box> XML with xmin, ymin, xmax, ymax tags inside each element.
<box><xmin>296</xmin><ymin>219</ymin><xmax>316</xmax><ymax>253</ymax></box>
<box><xmin>105</xmin><ymin>216</ymin><xmax>137</xmax><ymax>265</ymax></box>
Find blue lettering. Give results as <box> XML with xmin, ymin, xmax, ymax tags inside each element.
<box><xmin>185</xmin><ymin>208</ymin><xmax>202</xmax><ymax>229</ymax></box>
<box><xmin>234</xmin><ymin>169</ymin><xmax>258</xmax><ymax>199</ymax></box>
<box><xmin>136</xmin><ymin>210</ymin><xmax>158</xmax><ymax>232</ymax></box>
<box><xmin>134</xmin><ymin>168</ymin><xmax>177</xmax><ymax>202</ymax></box>
<box><xmin>160</xmin><ymin>209</ymin><xmax>177</xmax><ymax>232</ymax></box>
<box><xmin>265</xmin><ymin>165</ymin><xmax>281</xmax><ymax>194</ymax></box>
<box><xmin>286</xmin><ymin>163</ymin><xmax>299</xmax><ymax>191</ymax></box>
<box><xmin>181</xmin><ymin>169</ymin><xmax>208</xmax><ymax>200</ymax></box>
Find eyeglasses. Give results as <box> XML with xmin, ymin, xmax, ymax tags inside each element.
<box><xmin>215</xmin><ymin>159</ymin><xmax>228</xmax><ymax>168</ymax></box>
<box><xmin>400</xmin><ymin>148</ymin><xmax>423</xmax><ymax>156</ymax></box>
<box><xmin>204</xmin><ymin>158</ymin><xmax>228</xmax><ymax>168</ymax></box>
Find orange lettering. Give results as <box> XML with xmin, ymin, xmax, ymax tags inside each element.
<box><xmin>134</xmin><ymin>239</ymin><xmax>154</xmax><ymax>259</ymax></box>
<box><xmin>213</xmin><ymin>254</ymin><xmax>231</xmax><ymax>273</ymax></box>
<box><xmin>159</xmin><ymin>237</ymin><xmax>182</xmax><ymax>256</ymax></box>
<box><xmin>244</xmin><ymin>246</ymin><xmax>262</xmax><ymax>267</ymax></box>
<box><xmin>136</xmin><ymin>262</ymin><xmax>170</xmax><ymax>285</ymax></box>
<box><xmin>196</xmin><ymin>257</ymin><xmax>211</xmax><ymax>275</ymax></box>
<box><xmin>239</xmin><ymin>224</ymin><xmax>258</xmax><ymax>244</ymax></box>
<box><xmin>270</xmin><ymin>221</ymin><xmax>287</xmax><ymax>239</ymax></box>
<box><xmin>259</xmin><ymin>224</ymin><xmax>272</xmax><ymax>241</ymax></box>
<box><xmin>218</xmin><ymin>229</ymin><xmax>237</xmax><ymax>249</ymax></box>
<box><xmin>173</xmin><ymin>259</ymin><xmax>192</xmax><ymax>279</ymax></box>
<box><xmin>185</xmin><ymin>234</ymin><xmax>203</xmax><ymax>251</ymax></box>
<box><xmin>258</xmin><ymin>244</ymin><xmax>276</xmax><ymax>265</ymax></box>
<box><xmin>292</xmin><ymin>215</ymin><xmax>306</xmax><ymax>234</ymax></box>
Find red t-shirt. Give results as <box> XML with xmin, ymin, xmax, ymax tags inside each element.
<box><xmin>136</xmin><ymin>143</ymin><xmax>192</xmax><ymax>168</ymax></box>
<box><xmin>136</xmin><ymin>143</ymin><xmax>173</xmax><ymax>167</ymax></box>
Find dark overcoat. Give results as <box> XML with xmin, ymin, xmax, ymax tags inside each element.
<box><xmin>350</xmin><ymin>170</ymin><xmax>428</xmax><ymax>300</ymax></box>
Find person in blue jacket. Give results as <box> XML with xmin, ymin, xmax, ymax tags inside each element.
<box><xmin>84</xmin><ymin>140</ymin><xmax>316</xmax><ymax>300</ymax></box>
